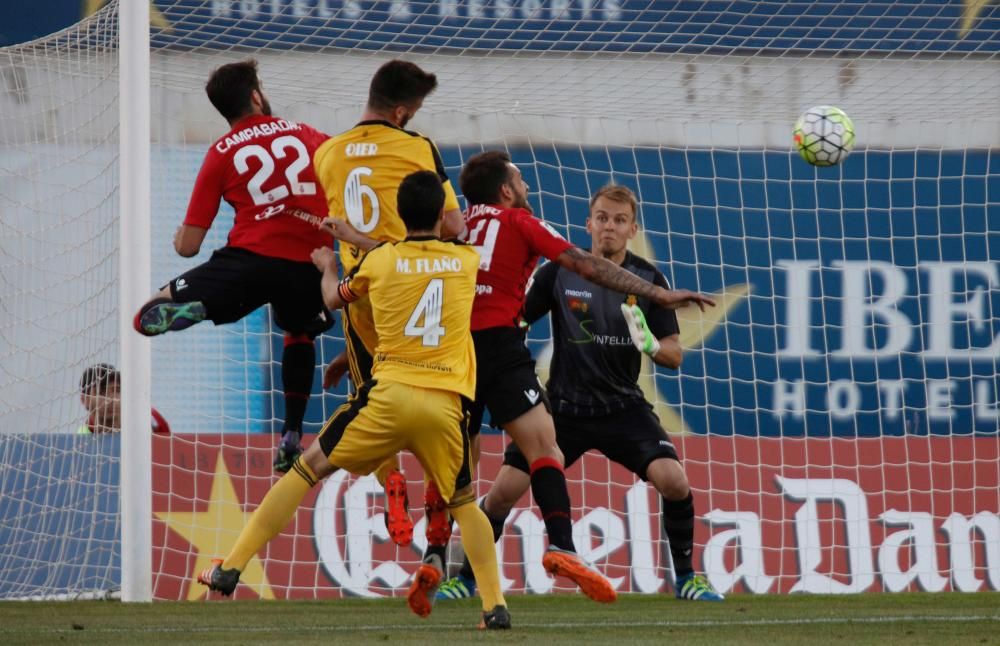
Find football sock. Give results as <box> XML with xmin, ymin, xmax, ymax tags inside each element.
<box><xmin>424</xmin><ymin>544</ymin><xmax>447</xmax><ymax>570</ymax></box>
<box><xmin>281</xmin><ymin>334</ymin><xmax>314</xmax><ymax>432</ymax></box>
<box><xmin>222</xmin><ymin>456</ymin><xmax>317</xmax><ymax>571</ymax></box>
<box><xmin>450</xmin><ymin>500</ymin><xmax>506</xmax><ymax>611</ymax></box>
<box><xmin>662</xmin><ymin>492</ymin><xmax>695</xmax><ymax>578</ymax></box>
<box><xmin>458</xmin><ymin>499</ymin><xmax>507</xmax><ymax>582</ymax></box>
<box><xmin>529</xmin><ymin>457</ymin><xmax>575</xmax><ymax>552</ymax></box>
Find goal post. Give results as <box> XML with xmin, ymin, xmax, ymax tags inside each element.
<box><xmin>0</xmin><ymin>0</ymin><xmax>998</xmax><ymax>601</ymax></box>
<box><xmin>119</xmin><ymin>0</ymin><xmax>152</xmax><ymax>604</ymax></box>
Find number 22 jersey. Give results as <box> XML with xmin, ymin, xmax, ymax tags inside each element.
<box><xmin>183</xmin><ymin>114</ymin><xmax>331</xmax><ymax>263</ymax></box>
<box><xmin>312</xmin><ymin>120</ymin><xmax>461</xmax><ymax>275</ymax></box>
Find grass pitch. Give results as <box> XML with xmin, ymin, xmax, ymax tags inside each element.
<box><xmin>1</xmin><ymin>592</ymin><xmax>998</xmax><ymax>645</ymax></box>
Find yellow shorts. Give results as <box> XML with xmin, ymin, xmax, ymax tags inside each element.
<box><xmin>318</xmin><ymin>379</ymin><xmax>474</xmax><ymax>505</ymax></box>
<box><xmin>342</xmin><ymin>297</ymin><xmax>377</xmax><ymax>385</ymax></box>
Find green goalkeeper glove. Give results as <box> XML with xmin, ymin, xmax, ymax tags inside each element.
<box><xmin>621</xmin><ymin>303</ymin><xmax>660</xmax><ymax>357</ymax></box>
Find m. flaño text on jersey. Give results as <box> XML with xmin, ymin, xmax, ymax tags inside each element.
<box><xmin>394</xmin><ymin>257</ymin><xmax>464</xmax><ymax>274</ymax></box>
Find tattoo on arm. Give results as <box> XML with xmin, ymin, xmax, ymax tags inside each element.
<box><xmin>559</xmin><ymin>247</ymin><xmax>664</xmax><ymax>299</ymax></box>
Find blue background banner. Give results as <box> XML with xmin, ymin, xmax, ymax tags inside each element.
<box><xmin>265</xmin><ymin>146</ymin><xmax>1000</xmax><ymax>439</ymax></box>
<box><xmin>0</xmin><ymin>435</ymin><xmax>119</xmax><ymax>598</ymax></box>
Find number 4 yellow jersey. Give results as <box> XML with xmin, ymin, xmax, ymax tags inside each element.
<box><xmin>337</xmin><ymin>236</ymin><xmax>478</xmax><ymax>400</ymax></box>
<box><xmin>313</xmin><ymin>120</ymin><xmax>461</xmax><ymax>275</ymax></box>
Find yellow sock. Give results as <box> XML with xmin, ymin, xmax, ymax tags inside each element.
<box><xmin>373</xmin><ymin>457</ymin><xmax>400</xmax><ymax>487</ymax></box>
<box><xmin>222</xmin><ymin>457</ymin><xmax>318</xmax><ymax>571</ymax></box>
<box><xmin>450</xmin><ymin>501</ymin><xmax>506</xmax><ymax>611</ymax></box>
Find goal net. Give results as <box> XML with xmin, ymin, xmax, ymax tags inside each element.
<box><xmin>0</xmin><ymin>4</ymin><xmax>122</xmax><ymax>599</ymax></box>
<box><xmin>1</xmin><ymin>0</ymin><xmax>998</xmax><ymax>600</ymax></box>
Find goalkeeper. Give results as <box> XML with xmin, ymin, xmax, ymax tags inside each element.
<box><xmin>437</xmin><ymin>184</ymin><xmax>723</xmax><ymax>603</ymax></box>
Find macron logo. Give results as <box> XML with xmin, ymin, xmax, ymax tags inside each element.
<box><xmin>524</xmin><ymin>389</ymin><xmax>540</xmax><ymax>405</ymax></box>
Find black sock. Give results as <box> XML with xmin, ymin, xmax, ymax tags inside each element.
<box><xmin>529</xmin><ymin>457</ymin><xmax>575</xmax><ymax>552</ymax></box>
<box><xmin>458</xmin><ymin>499</ymin><xmax>508</xmax><ymax>581</ymax></box>
<box><xmin>281</xmin><ymin>335</ymin><xmax>315</xmax><ymax>432</ymax></box>
<box><xmin>424</xmin><ymin>543</ymin><xmax>447</xmax><ymax>572</ymax></box>
<box><xmin>662</xmin><ymin>492</ymin><xmax>695</xmax><ymax>578</ymax></box>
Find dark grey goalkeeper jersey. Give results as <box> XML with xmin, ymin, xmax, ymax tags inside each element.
<box><xmin>523</xmin><ymin>250</ymin><xmax>679</xmax><ymax>417</ymax></box>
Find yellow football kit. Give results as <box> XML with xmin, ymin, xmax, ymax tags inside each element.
<box><xmin>313</xmin><ymin>121</ymin><xmax>461</xmax><ymax>385</ymax></box>
<box><xmin>316</xmin><ymin>237</ymin><xmax>479</xmax><ymax>503</ymax></box>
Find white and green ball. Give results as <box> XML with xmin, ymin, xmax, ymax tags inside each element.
<box><xmin>793</xmin><ymin>106</ymin><xmax>856</xmax><ymax>166</ymax></box>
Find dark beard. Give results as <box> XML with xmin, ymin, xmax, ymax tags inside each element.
<box><xmin>261</xmin><ymin>97</ymin><xmax>273</xmax><ymax>116</ymax></box>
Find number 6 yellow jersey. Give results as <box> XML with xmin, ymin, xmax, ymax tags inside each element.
<box><xmin>313</xmin><ymin>120</ymin><xmax>461</xmax><ymax>275</ymax></box>
<box><xmin>337</xmin><ymin>236</ymin><xmax>479</xmax><ymax>400</ymax></box>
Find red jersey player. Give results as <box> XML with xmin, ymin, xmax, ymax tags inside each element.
<box><xmin>134</xmin><ymin>60</ymin><xmax>333</xmax><ymax>471</ymax></box>
<box><xmin>406</xmin><ymin>151</ymin><xmax>713</xmax><ymax>605</ymax></box>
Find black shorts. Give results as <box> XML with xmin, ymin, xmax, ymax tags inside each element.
<box><xmin>167</xmin><ymin>246</ymin><xmax>333</xmax><ymax>335</ymax></box>
<box><xmin>467</xmin><ymin>327</ymin><xmax>548</xmax><ymax>437</ymax></box>
<box><xmin>503</xmin><ymin>403</ymin><xmax>680</xmax><ymax>480</ymax></box>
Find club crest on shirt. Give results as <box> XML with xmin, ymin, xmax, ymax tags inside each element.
<box><xmin>568</xmin><ymin>297</ymin><xmax>588</xmax><ymax>313</ymax></box>
<box><xmin>625</xmin><ymin>294</ymin><xmax>638</xmax><ymax>306</ymax></box>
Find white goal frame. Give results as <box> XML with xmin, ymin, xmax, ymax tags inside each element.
<box><xmin>119</xmin><ymin>0</ymin><xmax>152</xmax><ymax>603</ymax></box>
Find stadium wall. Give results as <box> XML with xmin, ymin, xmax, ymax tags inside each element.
<box><xmin>3</xmin><ymin>53</ymin><xmax>998</xmax><ymax>148</ymax></box>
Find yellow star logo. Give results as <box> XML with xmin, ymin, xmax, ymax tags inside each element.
<box><xmin>630</xmin><ymin>229</ymin><xmax>751</xmax><ymax>433</ymax></box>
<box><xmin>84</xmin><ymin>1</ymin><xmax>172</xmax><ymax>31</ymax></box>
<box><xmin>155</xmin><ymin>453</ymin><xmax>275</xmax><ymax>600</ymax></box>
<box><xmin>960</xmin><ymin>0</ymin><xmax>996</xmax><ymax>36</ymax></box>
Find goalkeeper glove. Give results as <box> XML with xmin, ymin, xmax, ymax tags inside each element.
<box><xmin>621</xmin><ymin>303</ymin><xmax>660</xmax><ymax>357</ymax></box>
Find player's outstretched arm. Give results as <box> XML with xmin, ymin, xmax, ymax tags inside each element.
<box><xmin>173</xmin><ymin>224</ymin><xmax>208</xmax><ymax>257</ymax></box>
<box><xmin>652</xmin><ymin>288</ymin><xmax>716</xmax><ymax>311</ymax></box>
<box><xmin>556</xmin><ymin>247</ymin><xmax>716</xmax><ymax>311</ymax></box>
<box><xmin>320</xmin><ymin>218</ymin><xmax>379</xmax><ymax>251</ymax></box>
<box><xmin>311</xmin><ymin>247</ymin><xmax>346</xmax><ymax>310</ymax></box>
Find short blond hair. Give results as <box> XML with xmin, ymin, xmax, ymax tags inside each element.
<box><xmin>589</xmin><ymin>184</ymin><xmax>638</xmax><ymax>220</ymax></box>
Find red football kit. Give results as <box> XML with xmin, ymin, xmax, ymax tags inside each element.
<box><xmin>183</xmin><ymin>114</ymin><xmax>330</xmax><ymax>262</ymax></box>
<box><xmin>461</xmin><ymin>203</ymin><xmax>572</xmax><ymax>331</ymax></box>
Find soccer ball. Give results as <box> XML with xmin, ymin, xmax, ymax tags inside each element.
<box><xmin>793</xmin><ymin>106</ymin><xmax>856</xmax><ymax>166</ymax></box>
